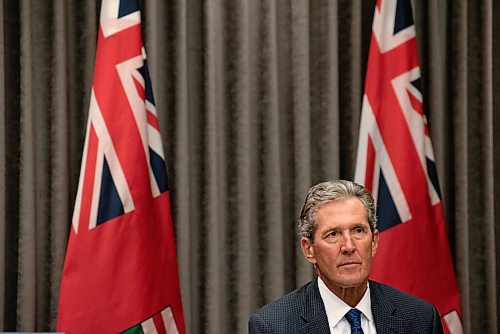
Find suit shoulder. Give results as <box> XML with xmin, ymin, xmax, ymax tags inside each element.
<box><xmin>370</xmin><ymin>281</ymin><xmax>443</xmax><ymax>333</ymax></box>
<box><xmin>248</xmin><ymin>281</ymin><xmax>314</xmax><ymax>333</ymax></box>
<box><xmin>370</xmin><ymin>280</ymin><xmax>436</xmax><ymax>310</ymax></box>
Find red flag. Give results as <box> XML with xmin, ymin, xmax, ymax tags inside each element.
<box><xmin>58</xmin><ymin>1</ymin><xmax>185</xmax><ymax>332</ymax></box>
<box><xmin>355</xmin><ymin>1</ymin><xmax>462</xmax><ymax>333</ymax></box>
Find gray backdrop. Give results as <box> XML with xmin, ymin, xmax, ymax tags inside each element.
<box><xmin>0</xmin><ymin>0</ymin><xmax>498</xmax><ymax>333</ymax></box>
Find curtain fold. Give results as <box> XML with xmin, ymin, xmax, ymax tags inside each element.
<box><xmin>0</xmin><ymin>0</ymin><xmax>498</xmax><ymax>333</ymax></box>
<box><xmin>2</xmin><ymin>0</ymin><xmax>20</xmax><ymax>329</ymax></box>
<box><xmin>0</xmin><ymin>0</ymin><xmax>5</xmax><ymax>328</ymax></box>
<box><xmin>18</xmin><ymin>0</ymin><xmax>41</xmax><ymax>328</ymax></box>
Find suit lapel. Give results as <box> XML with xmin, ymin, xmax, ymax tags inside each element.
<box><xmin>299</xmin><ymin>278</ymin><xmax>331</xmax><ymax>334</ymax></box>
<box><xmin>370</xmin><ymin>281</ymin><xmax>406</xmax><ymax>334</ymax></box>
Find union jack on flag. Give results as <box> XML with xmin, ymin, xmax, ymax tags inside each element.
<box><xmin>355</xmin><ymin>1</ymin><xmax>463</xmax><ymax>333</ymax></box>
<box><xmin>58</xmin><ymin>0</ymin><xmax>185</xmax><ymax>333</ymax></box>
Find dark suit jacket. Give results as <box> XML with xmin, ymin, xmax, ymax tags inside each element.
<box><xmin>249</xmin><ymin>279</ymin><xmax>444</xmax><ymax>334</ymax></box>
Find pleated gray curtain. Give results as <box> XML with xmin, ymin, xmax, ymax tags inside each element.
<box><xmin>0</xmin><ymin>0</ymin><xmax>498</xmax><ymax>333</ymax></box>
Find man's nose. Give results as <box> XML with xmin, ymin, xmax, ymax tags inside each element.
<box><xmin>340</xmin><ymin>233</ymin><xmax>355</xmax><ymax>253</ymax></box>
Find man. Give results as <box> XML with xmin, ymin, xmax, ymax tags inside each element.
<box><xmin>249</xmin><ymin>180</ymin><xmax>443</xmax><ymax>333</ymax></box>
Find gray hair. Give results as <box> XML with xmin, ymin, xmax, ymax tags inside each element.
<box><xmin>298</xmin><ymin>180</ymin><xmax>377</xmax><ymax>240</ymax></box>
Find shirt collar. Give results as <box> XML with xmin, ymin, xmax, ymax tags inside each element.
<box><xmin>317</xmin><ymin>277</ymin><xmax>375</xmax><ymax>327</ymax></box>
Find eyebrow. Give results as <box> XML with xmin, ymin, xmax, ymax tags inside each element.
<box><xmin>321</xmin><ymin>222</ymin><xmax>368</xmax><ymax>232</ymax></box>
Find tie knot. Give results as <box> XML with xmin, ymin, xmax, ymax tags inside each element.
<box><xmin>345</xmin><ymin>308</ymin><xmax>363</xmax><ymax>333</ymax></box>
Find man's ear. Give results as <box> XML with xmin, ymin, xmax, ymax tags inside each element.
<box><xmin>371</xmin><ymin>229</ymin><xmax>379</xmax><ymax>256</ymax></box>
<box><xmin>301</xmin><ymin>237</ymin><xmax>316</xmax><ymax>264</ymax></box>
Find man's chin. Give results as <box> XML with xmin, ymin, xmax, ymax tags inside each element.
<box><xmin>334</xmin><ymin>277</ymin><xmax>369</xmax><ymax>289</ymax></box>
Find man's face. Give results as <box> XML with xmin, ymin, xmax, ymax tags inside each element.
<box><xmin>301</xmin><ymin>197</ymin><xmax>379</xmax><ymax>294</ymax></box>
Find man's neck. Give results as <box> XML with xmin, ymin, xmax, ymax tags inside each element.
<box><xmin>321</xmin><ymin>278</ymin><xmax>368</xmax><ymax>307</ymax></box>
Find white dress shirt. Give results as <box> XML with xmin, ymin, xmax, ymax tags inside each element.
<box><xmin>318</xmin><ymin>277</ymin><xmax>377</xmax><ymax>334</ymax></box>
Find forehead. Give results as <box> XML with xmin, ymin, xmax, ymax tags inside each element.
<box><xmin>314</xmin><ymin>197</ymin><xmax>369</xmax><ymax>227</ymax></box>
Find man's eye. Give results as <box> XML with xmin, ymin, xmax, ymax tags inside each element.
<box><xmin>354</xmin><ymin>227</ymin><xmax>364</xmax><ymax>233</ymax></box>
<box><xmin>326</xmin><ymin>231</ymin><xmax>338</xmax><ymax>238</ymax></box>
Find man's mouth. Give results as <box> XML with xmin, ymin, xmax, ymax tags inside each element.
<box><xmin>338</xmin><ymin>262</ymin><xmax>361</xmax><ymax>267</ymax></box>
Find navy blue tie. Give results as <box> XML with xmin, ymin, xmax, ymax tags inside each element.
<box><xmin>345</xmin><ymin>308</ymin><xmax>364</xmax><ymax>334</ymax></box>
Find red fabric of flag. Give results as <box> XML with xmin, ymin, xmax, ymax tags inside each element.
<box><xmin>354</xmin><ymin>1</ymin><xmax>463</xmax><ymax>333</ymax></box>
<box><xmin>57</xmin><ymin>1</ymin><xmax>185</xmax><ymax>333</ymax></box>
